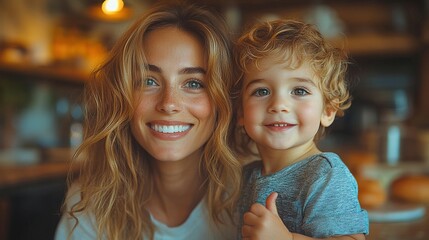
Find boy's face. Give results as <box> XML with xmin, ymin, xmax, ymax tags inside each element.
<box><xmin>239</xmin><ymin>57</ymin><xmax>336</xmax><ymax>152</ymax></box>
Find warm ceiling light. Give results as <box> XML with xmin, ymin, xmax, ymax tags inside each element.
<box><xmin>101</xmin><ymin>0</ymin><xmax>124</xmax><ymax>15</ymax></box>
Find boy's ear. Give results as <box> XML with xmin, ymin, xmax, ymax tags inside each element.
<box><xmin>321</xmin><ymin>105</ymin><xmax>337</xmax><ymax>127</ymax></box>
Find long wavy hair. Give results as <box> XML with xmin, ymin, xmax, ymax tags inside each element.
<box><xmin>232</xmin><ymin>19</ymin><xmax>351</xmax><ymax>157</ymax></box>
<box><xmin>65</xmin><ymin>2</ymin><xmax>241</xmax><ymax>239</ymax></box>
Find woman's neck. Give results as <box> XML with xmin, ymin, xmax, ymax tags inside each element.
<box><xmin>147</xmin><ymin>157</ymin><xmax>206</xmax><ymax>227</ymax></box>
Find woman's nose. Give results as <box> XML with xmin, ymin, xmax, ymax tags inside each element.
<box><xmin>156</xmin><ymin>87</ymin><xmax>182</xmax><ymax>113</ymax></box>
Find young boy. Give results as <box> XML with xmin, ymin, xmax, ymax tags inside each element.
<box><xmin>233</xmin><ymin>19</ymin><xmax>369</xmax><ymax>240</ymax></box>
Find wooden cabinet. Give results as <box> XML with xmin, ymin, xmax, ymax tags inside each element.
<box><xmin>0</xmin><ymin>62</ymin><xmax>85</xmax><ymax>149</ymax></box>
<box><xmin>416</xmin><ymin>19</ymin><xmax>429</xmax><ymax>125</ymax></box>
<box><xmin>0</xmin><ymin>63</ymin><xmax>84</xmax><ymax>240</ymax></box>
<box><xmin>0</xmin><ymin>173</ymin><xmax>69</xmax><ymax>240</ymax></box>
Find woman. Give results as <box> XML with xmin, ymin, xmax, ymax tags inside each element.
<box><xmin>55</xmin><ymin>3</ymin><xmax>241</xmax><ymax>240</ymax></box>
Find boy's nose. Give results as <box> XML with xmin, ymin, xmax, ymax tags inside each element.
<box><xmin>268</xmin><ymin>95</ymin><xmax>290</xmax><ymax>113</ymax></box>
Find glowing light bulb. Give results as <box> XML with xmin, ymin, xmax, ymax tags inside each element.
<box><xmin>101</xmin><ymin>0</ymin><xmax>124</xmax><ymax>15</ymax></box>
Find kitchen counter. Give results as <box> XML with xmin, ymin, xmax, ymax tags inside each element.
<box><xmin>0</xmin><ymin>160</ymin><xmax>78</xmax><ymax>196</ymax></box>
<box><xmin>361</xmin><ymin>163</ymin><xmax>429</xmax><ymax>239</ymax></box>
<box><xmin>368</xmin><ymin>205</ymin><xmax>429</xmax><ymax>240</ymax></box>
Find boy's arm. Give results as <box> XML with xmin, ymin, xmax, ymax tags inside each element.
<box><xmin>241</xmin><ymin>193</ymin><xmax>366</xmax><ymax>240</ymax></box>
<box><xmin>291</xmin><ymin>233</ymin><xmax>365</xmax><ymax>240</ymax></box>
<box><xmin>241</xmin><ymin>192</ymin><xmax>293</xmax><ymax>240</ymax></box>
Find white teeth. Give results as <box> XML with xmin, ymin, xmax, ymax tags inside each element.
<box><xmin>151</xmin><ymin>124</ymin><xmax>190</xmax><ymax>133</ymax></box>
<box><xmin>273</xmin><ymin>123</ymin><xmax>288</xmax><ymax>127</ymax></box>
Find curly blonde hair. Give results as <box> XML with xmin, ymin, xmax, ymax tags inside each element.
<box><xmin>66</xmin><ymin>3</ymin><xmax>241</xmax><ymax>239</ymax></box>
<box><xmin>232</xmin><ymin>19</ymin><xmax>351</xmax><ymax>156</ymax></box>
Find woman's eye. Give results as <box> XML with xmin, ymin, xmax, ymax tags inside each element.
<box><xmin>252</xmin><ymin>88</ymin><xmax>270</xmax><ymax>97</ymax></box>
<box><xmin>292</xmin><ymin>88</ymin><xmax>309</xmax><ymax>96</ymax></box>
<box><xmin>145</xmin><ymin>77</ymin><xmax>158</xmax><ymax>86</ymax></box>
<box><xmin>185</xmin><ymin>79</ymin><xmax>204</xmax><ymax>89</ymax></box>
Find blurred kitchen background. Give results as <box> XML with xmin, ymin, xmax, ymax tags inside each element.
<box><xmin>0</xmin><ymin>0</ymin><xmax>429</xmax><ymax>239</ymax></box>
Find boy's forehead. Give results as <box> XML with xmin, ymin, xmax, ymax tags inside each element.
<box><xmin>242</xmin><ymin>58</ymin><xmax>321</xmax><ymax>88</ymax></box>
<box><xmin>244</xmin><ymin>54</ymin><xmax>307</xmax><ymax>73</ymax></box>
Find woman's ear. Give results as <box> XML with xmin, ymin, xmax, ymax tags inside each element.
<box><xmin>320</xmin><ymin>105</ymin><xmax>337</xmax><ymax>127</ymax></box>
<box><xmin>237</xmin><ymin>115</ymin><xmax>244</xmax><ymax>126</ymax></box>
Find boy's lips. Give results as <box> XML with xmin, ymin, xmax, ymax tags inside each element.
<box><xmin>264</xmin><ymin>121</ymin><xmax>297</xmax><ymax>131</ymax></box>
<box><xmin>267</xmin><ymin>123</ymin><xmax>290</xmax><ymax>127</ymax></box>
<box><xmin>264</xmin><ymin>121</ymin><xmax>296</xmax><ymax>127</ymax></box>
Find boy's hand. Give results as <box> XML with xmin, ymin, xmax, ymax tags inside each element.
<box><xmin>241</xmin><ymin>192</ymin><xmax>293</xmax><ymax>240</ymax></box>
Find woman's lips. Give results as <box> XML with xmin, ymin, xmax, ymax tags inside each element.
<box><xmin>147</xmin><ymin>122</ymin><xmax>193</xmax><ymax>140</ymax></box>
<box><xmin>150</xmin><ymin>124</ymin><xmax>191</xmax><ymax>133</ymax></box>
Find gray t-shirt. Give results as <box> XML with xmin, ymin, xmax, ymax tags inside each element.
<box><xmin>238</xmin><ymin>152</ymin><xmax>369</xmax><ymax>238</ymax></box>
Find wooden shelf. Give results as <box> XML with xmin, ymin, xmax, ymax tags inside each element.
<box><xmin>0</xmin><ymin>62</ymin><xmax>89</xmax><ymax>83</ymax></box>
<box><xmin>329</xmin><ymin>32</ymin><xmax>419</xmax><ymax>56</ymax></box>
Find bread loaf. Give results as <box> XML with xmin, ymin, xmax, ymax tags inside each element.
<box><xmin>391</xmin><ymin>174</ymin><xmax>429</xmax><ymax>204</ymax></box>
<box><xmin>358</xmin><ymin>178</ymin><xmax>387</xmax><ymax>209</ymax></box>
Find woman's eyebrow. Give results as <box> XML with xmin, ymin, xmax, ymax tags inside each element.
<box><xmin>180</xmin><ymin>67</ymin><xmax>206</xmax><ymax>75</ymax></box>
<box><xmin>144</xmin><ymin>64</ymin><xmax>206</xmax><ymax>75</ymax></box>
<box><xmin>144</xmin><ymin>64</ymin><xmax>161</xmax><ymax>73</ymax></box>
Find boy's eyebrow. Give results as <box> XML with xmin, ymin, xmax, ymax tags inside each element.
<box><xmin>295</xmin><ymin>77</ymin><xmax>317</xmax><ymax>86</ymax></box>
<box><xmin>244</xmin><ymin>76</ymin><xmax>318</xmax><ymax>89</ymax></box>
<box><xmin>246</xmin><ymin>78</ymin><xmax>264</xmax><ymax>88</ymax></box>
<box><xmin>244</xmin><ymin>78</ymin><xmax>264</xmax><ymax>90</ymax></box>
<box><xmin>144</xmin><ymin>64</ymin><xmax>206</xmax><ymax>75</ymax></box>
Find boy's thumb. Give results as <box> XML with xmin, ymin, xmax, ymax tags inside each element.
<box><xmin>266</xmin><ymin>192</ymin><xmax>279</xmax><ymax>216</ymax></box>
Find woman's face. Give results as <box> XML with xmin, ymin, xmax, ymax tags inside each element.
<box><xmin>131</xmin><ymin>27</ymin><xmax>215</xmax><ymax>163</ymax></box>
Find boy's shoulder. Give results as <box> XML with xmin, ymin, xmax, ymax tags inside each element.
<box><xmin>242</xmin><ymin>160</ymin><xmax>262</xmax><ymax>177</ymax></box>
<box><xmin>243</xmin><ymin>159</ymin><xmax>262</xmax><ymax>170</ymax></box>
<box><xmin>306</xmin><ymin>152</ymin><xmax>355</xmax><ymax>182</ymax></box>
<box><xmin>309</xmin><ymin>152</ymin><xmax>349</xmax><ymax>170</ymax></box>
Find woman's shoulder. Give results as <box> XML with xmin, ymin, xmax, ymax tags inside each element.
<box><xmin>63</xmin><ymin>183</ymin><xmax>83</xmax><ymax>209</ymax></box>
<box><xmin>55</xmin><ymin>183</ymin><xmax>98</xmax><ymax>240</ymax></box>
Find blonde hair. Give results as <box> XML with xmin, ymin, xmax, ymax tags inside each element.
<box><xmin>66</xmin><ymin>2</ymin><xmax>241</xmax><ymax>239</ymax></box>
<box><xmin>233</xmin><ymin>19</ymin><xmax>351</xmax><ymax>155</ymax></box>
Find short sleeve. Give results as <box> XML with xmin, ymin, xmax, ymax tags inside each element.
<box><xmin>301</xmin><ymin>159</ymin><xmax>369</xmax><ymax>237</ymax></box>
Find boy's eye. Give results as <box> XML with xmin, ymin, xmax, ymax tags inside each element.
<box><xmin>252</xmin><ymin>88</ymin><xmax>270</xmax><ymax>97</ymax></box>
<box><xmin>184</xmin><ymin>79</ymin><xmax>204</xmax><ymax>89</ymax></box>
<box><xmin>292</xmin><ymin>88</ymin><xmax>309</xmax><ymax>96</ymax></box>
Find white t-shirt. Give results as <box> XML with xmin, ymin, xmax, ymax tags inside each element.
<box><xmin>150</xmin><ymin>200</ymin><xmax>235</xmax><ymax>240</ymax></box>
<box><xmin>55</xmin><ymin>188</ymin><xmax>236</xmax><ymax>240</ymax></box>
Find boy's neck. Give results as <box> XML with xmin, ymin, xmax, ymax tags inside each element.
<box><xmin>258</xmin><ymin>142</ymin><xmax>321</xmax><ymax>175</ymax></box>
